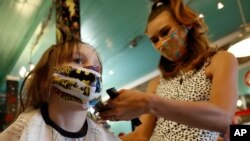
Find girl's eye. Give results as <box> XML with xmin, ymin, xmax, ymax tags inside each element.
<box><xmin>73</xmin><ymin>58</ymin><xmax>83</xmax><ymax>65</ymax></box>
<box><xmin>85</xmin><ymin>65</ymin><xmax>101</xmax><ymax>73</ymax></box>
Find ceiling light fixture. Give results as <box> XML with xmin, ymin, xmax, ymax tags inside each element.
<box><xmin>227</xmin><ymin>0</ymin><xmax>250</xmax><ymax>58</ymax></box>
<box><xmin>18</xmin><ymin>49</ymin><xmax>35</xmax><ymax>78</ymax></box>
<box><xmin>217</xmin><ymin>2</ymin><xmax>224</xmax><ymax>9</ymax></box>
<box><xmin>198</xmin><ymin>14</ymin><xmax>204</xmax><ymax>18</ymax></box>
<box><xmin>237</xmin><ymin>99</ymin><xmax>242</xmax><ymax>107</ymax></box>
<box><xmin>19</xmin><ymin>66</ymin><xmax>27</xmax><ymax>78</ymax></box>
<box><xmin>108</xmin><ymin>70</ymin><xmax>114</xmax><ymax>75</ymax></box>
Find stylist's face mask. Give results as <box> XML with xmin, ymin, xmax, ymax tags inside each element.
<box><xmin>51</xmin><ymin>65</ymin><xmax>102</xmax><ymax>109</ymax></box>
<box><xmin>155</xmin><ymin>25</ymin><xmax>188</xmax><ymax>61</ymax></box>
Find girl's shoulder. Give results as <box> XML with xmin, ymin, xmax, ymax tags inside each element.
<box><xmin>0</xmin><ymin>109</ymin><xmax>40</xmax><ymax>141</ymax></box>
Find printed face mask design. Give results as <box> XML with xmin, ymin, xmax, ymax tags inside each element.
<box><xmin>51</xmin><ymin>65</ymin><xmax>102</xmax><ymax>109</ymax></box>
<box><xmin>155</xmin><ymin>25</ymin><xmax>188</xmax><ymax>61</ymax></box>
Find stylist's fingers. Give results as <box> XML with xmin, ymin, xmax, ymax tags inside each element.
<box><xmin>100</xmin><ymin>89</ymin><xmax>131</xmax><ymax>120</ymax></box>
<box><xmin>100</xmin><ymin>107</ymin><xmax>120</xmax><ymax>121</ymax></box>
<box><xmin>99</xmin><ymin>100</ymin><xmax>117</xmax><ymax>118</ymax></box>
<box><xmin>118</xmin><ymin>89</ymin><xmax>129</xmax><ymax>95</ymax></box>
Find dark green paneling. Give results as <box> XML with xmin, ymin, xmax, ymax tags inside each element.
<box><xmin>0</xmin><ymin>0</ymin><xmax>52</xmax><ymax>92</ymax></box>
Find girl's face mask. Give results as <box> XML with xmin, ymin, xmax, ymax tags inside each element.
<box><xmin>155</xmin><ymin>25</ymin><xmax>188</xmax><ymax>61</ymax></box>
<box><xmin>51</xmin><ymin>65</ymin><xmax>102</xmax><ymax>109</ymax></box>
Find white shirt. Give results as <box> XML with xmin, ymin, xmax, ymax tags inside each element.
<box><xmin>0</xmin><ymin>108</ymin><xmax>121</xmax><ymax>141</ymax></box>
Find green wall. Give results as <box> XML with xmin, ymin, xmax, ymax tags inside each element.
<box><xmin>110</xmin><ymin>121</ymin><xmax>132</xmax><ymax>136</ymax></box>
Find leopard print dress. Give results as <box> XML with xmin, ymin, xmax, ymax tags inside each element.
<box><xmin>150</xmin><ymin>59</ymin><xmax>219</xmax><ymax>141</ymax></box>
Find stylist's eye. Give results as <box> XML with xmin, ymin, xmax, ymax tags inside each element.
<box><xmin>150</xmin><ymin>37</ymin><xmax>159</xmax><ymax>44</ymax></box>
<box><xmin>160</xmin><ymin>28</ymin><xmax>170</xmax><ymax>37</ymax></box>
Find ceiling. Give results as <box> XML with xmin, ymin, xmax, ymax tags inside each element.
<box><xmin>0</xmin><ymin>0</ymin><xmax>250</xmax><ymax>94</ymax></box>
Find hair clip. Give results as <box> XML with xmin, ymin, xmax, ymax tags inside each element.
<box><xmin>156</xmin><ymin>2</ymin><xmax>164</xmax><ymax>7</ymax></box>
<box><xmin>151</xmin><ymin>2</ymin><xmax>163</xmax><ymax>11</ymax></box>
<box><xmin>151</xmin><ymin>0</ymin><xmax>170</xmax><ymax>11</ymax></box>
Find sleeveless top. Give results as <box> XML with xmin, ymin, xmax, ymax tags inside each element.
<box><xmin>150</xmin><ymin>59</ymin><xmax>219</xmax><ymax>141</ymax></box>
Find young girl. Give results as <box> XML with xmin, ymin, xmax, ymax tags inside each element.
<box><xmin>0</xmin><ymin>40</ymin><xmax>120</xmax><ymax>141</ymax></box>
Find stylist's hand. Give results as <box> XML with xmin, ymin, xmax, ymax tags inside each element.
<box><xmin>100</xmin><ymin>89</ymin><xmax>150</xmax><ymax>121</ymax></box>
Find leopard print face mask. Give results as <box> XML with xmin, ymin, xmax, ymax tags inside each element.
<box><xmin>51</xmin><ymin>65</ymin><xmax>102</xmax><ymax>109</ymax></box>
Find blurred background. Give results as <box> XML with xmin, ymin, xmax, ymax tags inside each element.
<box><xmin>0</xmin><ymin>0</ymin><xmax>250</xmax><ymax>135</ymax></box>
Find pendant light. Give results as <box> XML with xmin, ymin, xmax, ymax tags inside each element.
<box><xmin>227</xmin><ymin>0</ymin><xmax>250</xmax><ymax>58</ymax></box>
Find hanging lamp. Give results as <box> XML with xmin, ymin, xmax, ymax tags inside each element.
<box><xmin>227</xmin><ymin>0</ymin><xmax>250</xmax><ymax>58</ymax></box>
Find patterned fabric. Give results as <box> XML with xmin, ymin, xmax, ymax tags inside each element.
<box><xmin>150</xmin><ymin>59</ymin><xmax>220</xmax><ymax>141</ymax></box>
<box><xmin>52</xmin><ymin>65</ymin><xmax>102</xmax><ymax>109</ymax></box>
<box><xmin>0</xmin><ymin>109</ymin><xmax>120</xmax><ymax>141</ymax></box>
<box><xmin>155</xmin><ymin>25</ymin><xmax>188</xmax><ymax>61</ymax></box>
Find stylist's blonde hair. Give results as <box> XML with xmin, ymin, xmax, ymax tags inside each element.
<box><xmin>146</xmin><ymin>0</ymin><xmax>216</xmax><ymax>77</ymax></box>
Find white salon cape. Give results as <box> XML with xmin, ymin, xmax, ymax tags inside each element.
<box><xmin>0</xmin><ymin>108</ymin><xmax>121</xmax><ymax>141</ymax></box>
